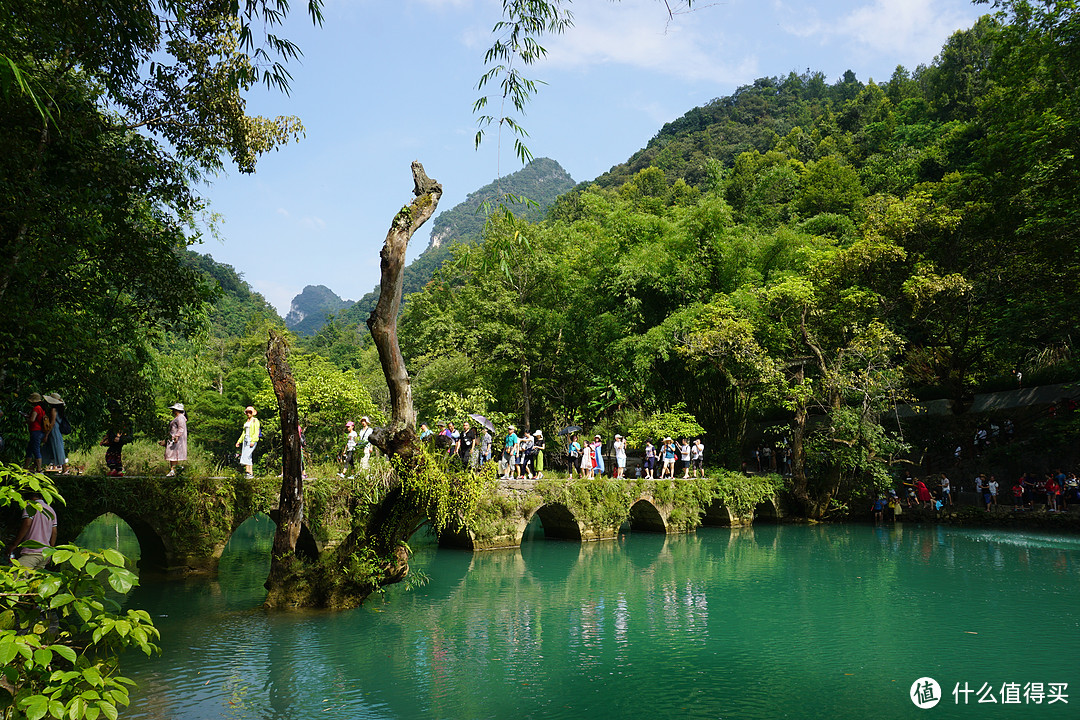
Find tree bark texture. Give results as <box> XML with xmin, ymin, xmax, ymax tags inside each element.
<box><xmin>264</xmin><ymin>329</ymin><xmax>304</xmax><ymax>595</ymax></box>
<box><xmin>367</xmin><ymin>161</ymin><xmax>442</xmax><ymax>457</ymax></box>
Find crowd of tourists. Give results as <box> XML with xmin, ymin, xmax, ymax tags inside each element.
<box><xmin>872</xmin><ymin>468</ymin><xmax>1080</xmax><ymax>521</ymax></box>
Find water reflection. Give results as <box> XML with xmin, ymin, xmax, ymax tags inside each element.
<box><xmin>117</xmin><ymin>524</ymin><xmax>1080</xmax><ymax>720</ymax></box>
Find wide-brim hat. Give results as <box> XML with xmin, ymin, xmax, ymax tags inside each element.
<box><xmin>44</xmin><ymin>393</ymin><xmax>64</xmax><ymax>405</ymax></box>
<box><xmin>27</xmin><ymin>392</ymin><xmax>42</xmax><ymax>403</ymax></box>
<box><xmin>361</xmin><ymin>416</ymin><xmax>370</xmax><ymax>423</ymax></box>
<box><xmin>346</xmin><ymin>421</ymin><xmax>355</xmax><ymax>427</ymax></box>
<box><xmin>169</xmin><ymin>403</ymin><xmax>185</xmax><ymax>412</ymax></box>
<box><xmin>245</xmin><ymin>406</ymin><xmax>257</xmax><ymax>415</ymax></box>
<box><xmin>534</xmin><ymin>430</ymin><xmax>543</xmax><ymax>437</ymax></box>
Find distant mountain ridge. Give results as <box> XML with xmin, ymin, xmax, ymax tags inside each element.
<box><xmin>285</xmin><ymin>284</ymin><xmax>353</xmax><ymax>336</ymax></box>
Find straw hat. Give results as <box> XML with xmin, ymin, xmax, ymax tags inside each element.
<box><xmin>27</xmin><ymin>392</ymin><xmax>42</xmax><ymax>403</ymax></box>
<box><xmin>44</xmin><ymin>393</ymin><xmax>65</xmax><ymax>405</ymax></box>
<box><xmin>245</xmin><ymin>406</ymin><xmax>256</xmax><ymax>416</ymax></box>
<box><xmin>169</xmin><ymin>403</ymin><xmax>185</xmax><ymax>412</ymax></box>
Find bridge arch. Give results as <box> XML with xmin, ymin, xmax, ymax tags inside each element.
<box><xmin>752</xmin><ymin>498</ymin><xmax>780</xmax><ymax>523</ymax></box>
<box><xmin>524</xmin><ymin>503</ymin><xmax>582</xmax><ymax>543</ymax></box>
<box><xmin>65</xmin><ymin>510</ymin><xmax>171</xmax><ymax>573</ymax></box>
<box><xmin>627</xmin><ymin>498</ymin><xmax>666</xmax><ymax>533</ymax></box>
<box><xmin>701</xmin><ymin>500</ymin><xmax>735</xmax><ymax>527</ymax></box>
<box><xmin>249</xmin><ymin>510</ymin><xmax>320</xmax><ymax>562</ymax></box>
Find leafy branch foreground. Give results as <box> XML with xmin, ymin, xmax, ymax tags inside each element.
<box><xmin>1</xmin><ymin>463</ymin><xmax>159</xmax><ymax>720</ymax></box>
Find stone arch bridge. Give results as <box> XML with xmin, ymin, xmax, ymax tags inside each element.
<box><xmin>46</xmin><ymin>474</ymin><xmax>782</xmax><ymax>573</ymax></box>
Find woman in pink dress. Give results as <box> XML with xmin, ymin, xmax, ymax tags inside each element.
<box><xmin>164</xmin><ymin>403</ymin><xmax>188</xmax><ymax>476</ymax></box>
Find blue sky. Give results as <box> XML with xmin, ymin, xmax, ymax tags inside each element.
<box><xmin>198</xmin><ymin>0</ymin><xmax>986</xmax><ymax>315</ymax></box>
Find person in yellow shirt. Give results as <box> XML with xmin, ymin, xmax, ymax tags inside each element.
<box><xmin>236</xmin><ymin>406</ymin><xmax>261</xmax><ymax>479</ymax></box>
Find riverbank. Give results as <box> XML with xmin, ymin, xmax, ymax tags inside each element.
<box><xmin>890</xmin><ymin>503</ymin><xmax>1080</xmax><ymax>532</ymax></box>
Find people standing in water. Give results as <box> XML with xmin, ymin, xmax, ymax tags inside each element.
<box><xmin>163</xmin><ymin>403</ymin><xmax>187</xmax><ymax>476</ymax></box>
<box><xmin>235</xmin><ymin>406</ymin><xmax>261</xmax><ymax>479</ymax></box>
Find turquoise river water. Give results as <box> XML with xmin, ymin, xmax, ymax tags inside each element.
<box><xmin>76</xmin><ymin>516</ymin><xmax>1080</xmax><ymax>720</ymax></box>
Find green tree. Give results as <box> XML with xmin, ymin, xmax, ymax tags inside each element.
<box><xmin>0</xmin><ymin>463</ymin><xmax>159</xmax><ymax>720</ymax></box>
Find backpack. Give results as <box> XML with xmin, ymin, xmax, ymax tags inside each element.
<box><xmin>58</xmin><ymin>414</ymin><xmax>73</xmax><ymax>435</ymax></box>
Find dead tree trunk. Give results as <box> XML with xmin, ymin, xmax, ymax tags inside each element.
<box><xmin>264</xmin><ymin>329</ymin><xmax>304</xmax><ymax>602</ymax></box>
<box><xmin>367</xmin><ymin>161</ymin><xmax>443</xmax><ymax>458</ymax></box>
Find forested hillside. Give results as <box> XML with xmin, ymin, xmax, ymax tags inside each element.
<box><xmin>396</xmin><ymin>4</ymin><xmax>1080</xmax><ymax>515</ymax></box>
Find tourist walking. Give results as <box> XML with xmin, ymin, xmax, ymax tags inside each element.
<box><xmin>987</xmin><ymin>475</ymin><xmax>999</xmax><ymax>507</ymax></box>
<box><xmin>691</xmin><ymin>438</ymin><xmax>705</xmax><ymax>478</ymax></box>
<box><xmin>4</xmin><ymin>492</ymin><xmax>57</xmax><ymax>570</ymax></box>
<box><xmin>163</xmin><ymin>403</ymin><xmax>187</xmax><ymax>476</ymax></box>
<box><xmin>580</xmin><ymin>437</ymin><xmax>595</xmax><ymax>479</ymax></box>
<box><xmin>501</xmin><ymin>425</ymin><xmax>519</xmax><ymax>479</ymax></box>
<box><xmin>357</xmin><ymin>416</ymin><xmax>374</xmax><ymax>469</ymax></box>
<box><xmin>339</xmin><ymin>421</ymin><xmax>358</xmax><ymax>478</ymax></box>
<box><xmin>480</xmin><ymin>428</ymin><xmax>492</xmax><ymax>467</ymax></box>
<box><xmin>567</xmin><ymin>434</ymin><xmax>581</xmax><ymax>479</ymax></box>
<box><xmin>41</xmin><ymin>393</ymin><xmax>70</xmax><ymax>473</ymax></box>
<box><xmin>23</xmin><ymin>392</ymin><xmax>47</xmax><ymax>472</ymax></box>
<box><xmin>660</xmin><ymin>437</ymin><xmax>676</xmax><ymax>479</ymax></box>
<box><xmin>101</xmin><ymin>428</ymin><xmax>132</xmax><ymax>477</ymax></box>
<box><xmin>939</xmin><ymin>473</ymin><xmax>952</xmax><ymax>505</ymax></box>
<box><xmin>643</xmin><ymin>439</ymin><xmax>656</xmax><ymax>479</ymax></box>
<box><xmin>458</xmin><ymin>420</ymin><xmax>476</xmax><ymax>470</ymax></box>
<box><xmin>1045</xmin><ymin>474</ymin><xmax>1061</xmax><ymax>511</ymax></box>
<box><xmin>533</xmin><ymin>430</ymin><xmax>546</xmax><ymax>479</ymax></box>
<box><xmin>519</xmin><ymin>432</ymin><xmax>534</xmax><ymax>479</ymax></box>
<box><xmin>613</xmin><ymin>434</ymin><xmax>626</xmax><ymax>479</ymax></box>
<box><xmin>235</xmin><ymin>406</ymin><xmax>261</xmax><ymax>478</ymax></box>
<box><xmin>590</xmin><ymin>435</ymin><xmax>605</xmax><ymax>478</ymax></box>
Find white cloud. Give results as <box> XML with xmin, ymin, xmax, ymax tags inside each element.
<box><xmin>276</xmin><ymin>207</ymin><xmax>290</xmax><ymax>217</ymax></box>
<box><xmin>300</xmin><ymin>216</ymin><xmax>327</xmax><ymax>230</ymax></box>
<box><xmin>775</xmin><ymin>0</ymin><xmax>980</xmax><ymax>66</ymax></box>
<box><xmin>537</xmin><ymin>0</ymin><xmax>753</xmax><ymax>84</ymax></box>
